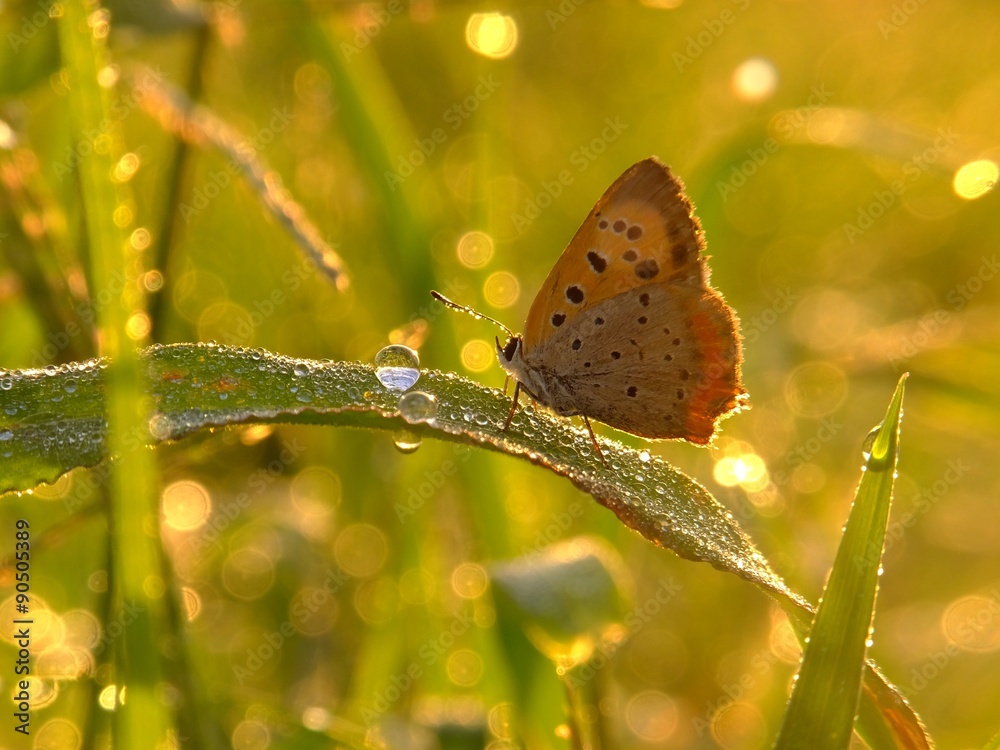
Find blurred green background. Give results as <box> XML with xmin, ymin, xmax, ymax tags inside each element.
<box><xmin>1</xmin><ymin>0</ymin><xmax>999</xmax><ymax>747</ymax></box>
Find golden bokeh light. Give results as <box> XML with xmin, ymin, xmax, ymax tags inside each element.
<box><xmin>334</xmin><ymin>524</ymin><xmax>388</xmax><ymax>578</ymax></box>
<box><xmin>98</xmin><ymin>684</ymin><xmax>121</xmax><ymax>711</ymax></box>
<box><xmin>710</xmin><ymin>701</ymin><xmax>768</xmax><ymax>749</ymax></box>
<box><xmin>784</xmin><ymin>361</ymin><xmax>848</xmax><ymax>418</ymax></box>
<box><xmin>353</xmin><ymin>576</ymin><xmax>400</xmax><ymax>626</ymax></box>
<box><xmin>125</xmin><ymin>311</ymin><xmax>151</xmax><ymax>340</ymax></box>
<box><xmin>942</xmin><ymin>595</ymin><xmax>1000</xmax><ymax>653</ymax></box>
<box><xmin>451</xmin><ymin>562</ymin><xmax>489</xmax><ymax>599</ymax></box>
<box><xmin>143</xmin><ymin>269</ymin><xmax>164</xmax><ymax>291</ymax></box>
<box><xmin>231</xmin><ymin>719</ymin><xmax>270</xmax><ymax>750</ymax></box>
<box><xmin>222</xmin><ymin>549</ymin><xmax>276</xmax><ymax>601</ymax></box>
<box><xmin>465</xmin><ymin>13</ymin><xmax>518</xmax><ymax>59</ymax></box>
<box><xmin>446</xmin><ymin>648</ymin><xmax>484</xmax><ymax>687</ymax></box>
<box><xmin>129</xmin><ymin>227</ymin><xmax>151</xmax><ymax>250</ymax></box>
<box><xmin>460</xmin><ymin>339</ymin><xmax>494</xmax><ymax>372</ymax></box>
<box><xmin>112</xmin><ymin>152</ymin><xmax>139</xmax><ymax>182</ymax></box>
<box><xmin>35</xmin><ymin>718</ymin><xmax>82</xmax><ymax>750</ymax></box>
<box><xmin>624</xmin><ymin>690</ymin><xmax>679</xmax><ymax>742</ymax></box>
<box><xmin>714</xmin><ymin>452</ymin><xmax>768</xmax><ymax>491</ymax></box>
<box><xmin>953</xmin><ymin>159</ymin><xmax>998</xmax><ymax>200</ymax></box>
<box><xmin>181</xmin><ymin>586</ymin><xmax>202</xmax><ymax>622</ymax></box>
<box><xmin>732</xmin><ymin>57</ymin><xmax>778</xmax><ymax>102</ymax></box>
<box><xmin>161</xmin><ymin>480</ymin><xmax>212</xmax><ymax>531</ymax></box>
<box><xmin>457</xmin><ymin>230</ymin><xmax>495</xmax><ymax>268</ymax></box>
<box><xmin>483</xmin><ymin>271</ymin><xmax>520</xmax><ymax>308</ymax></box>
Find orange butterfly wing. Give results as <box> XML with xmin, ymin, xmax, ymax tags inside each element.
<box><xmin>519</xmin><ymin>157</ymin><xmax>746</xmax><ymax>442</ymax></box>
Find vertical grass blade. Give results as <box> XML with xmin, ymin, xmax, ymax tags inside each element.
<box><xmin>57</xmin><ymin>3</ymin><xmax>172</xmax><ymax>747</ymax></box>
<box><xmin>775</xmin><ymin>375</ymin><xmax>908</xmax><ymax>748</ymax></box>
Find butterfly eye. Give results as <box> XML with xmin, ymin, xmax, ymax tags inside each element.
<box><xmin>499</xmin><ymin>336</ymin><xmax>519</xmax><ymax>362</ymax></box>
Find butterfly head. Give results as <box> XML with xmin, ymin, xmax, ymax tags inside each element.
<box><xmin>496</xmin><ymin>334</ymin><xmax>523</xmax><ymax>370</ymax></box>
<box><xmin>497</xmin><ymin>332</ymin><xmax>537</xmax><ymax>387</ymax></box>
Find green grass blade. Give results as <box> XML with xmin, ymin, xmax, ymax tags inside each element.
<box><xmin>775</xmin><ymin>375</ymin><xmax>908</xmax><ymax>749</ymax></box>
<box><xmin>57</xmin><ymin>4</ymin><xmax>172</xmax><ymax>747</ymax></box>
<box><xmin>0</xmin><ymin>345</ymin><xmax>929</xmax><ymax>747</ymax></box>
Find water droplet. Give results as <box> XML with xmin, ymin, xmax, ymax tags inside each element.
<box><xmin>398</xmin><ymin>391</ymin><xmax>438</xmax><ymax>424</ymax></box>
<box><xmin>861</xmin><ymin>423</ymin><xmax>881</xmax><ymax>461</ymax></box>
<box><xmin>374</xmin><ymin>344</ymin><xmax>420</xmax><ymax>392</ymax></box>
<box><xmin>64</xmin><ymin>379</ymin><xmax>78</xmax><ymax>394</ymax></box>
<box><xmin>639</xmin><ymin>450</ymin><xmax>651</xmax><ymax>463</ymax></box>
<box><xmin>293</xmin><ymin>363</ymin><xmax>311</xmax><ymax>377</ymax></box>
<box><xmin>0</xmin><ymin>429</ymin><xmax>13</xmax><ymax>441</ymax></box>
<box><xmin>393</xmin><ymin>429</ymin><xmax>422</xmax><ymax>454</ymax></box>
<box><xmin>44</xmin><ymin>364</ymin><xmax>57</xmax><ymax>376</ymax></box>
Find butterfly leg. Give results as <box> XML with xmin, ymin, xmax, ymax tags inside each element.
<box><xmin>583</xmin><ymin>416</ymin><xmax>607</xmax><ymax>467</ymax></box>
<box><xmin>502</xmin><ymin>380</ymin><xmax>521</xmax><ymax>431</ymax></box>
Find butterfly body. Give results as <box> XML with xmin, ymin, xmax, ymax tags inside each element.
<box><xmin>433</xmin><ymin>157</ymin><xmax>746</xmax><ymax>448</ymax></box>
<box><xmin>497</xmin><ymin>157</ymin><xmax>747</xmax><ymax>445</ymax></box>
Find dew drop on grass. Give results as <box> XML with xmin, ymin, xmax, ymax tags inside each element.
<box><xmin>374</xmin><ymin>345</ymin><xmax>420</xmax><ymax>392</ymax></box>
<box><xmin>398</xmin><ymin>391</ymin><xmax>437</xmax><ymax>424</ymax></box>
<box><xmin>861</xmin><ymin>423</ymin><xmax>881</xmax><ymax>461</ymax></box>
<box><xmin>393</xmin><ymin>429</ymin><xmax>422</xmax><ymax>454</ymax></box>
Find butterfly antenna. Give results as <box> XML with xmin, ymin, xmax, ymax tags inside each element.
<box><xmin>430</xmin><ymin>290</ymin><xmax>514</xmax><ymax>337</ymax></box>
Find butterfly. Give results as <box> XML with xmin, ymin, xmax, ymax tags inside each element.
<box><xmin>433</xmin><ymin>157</ymin><xmax>747</xmax><ymax>459</ymax></box>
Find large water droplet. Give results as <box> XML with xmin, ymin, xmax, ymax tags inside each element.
<box><xmin>862</xmin><ymin>423</ymin><xmax>881</xmax><ymax>461</ymax></box>
<box><xmin>393</xmin><ymin>429</ymin><xmax>422</xmax><ymax>454</ymax></box>
<box><xmin>374</xmin><ymin>345</ymin><xmax>420</xmax><ymax>392</ymax></box>
<box><xmin>398</xmin><ymin>391</ymin><xmax>437</xmax><ymax>424</ymax></box>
